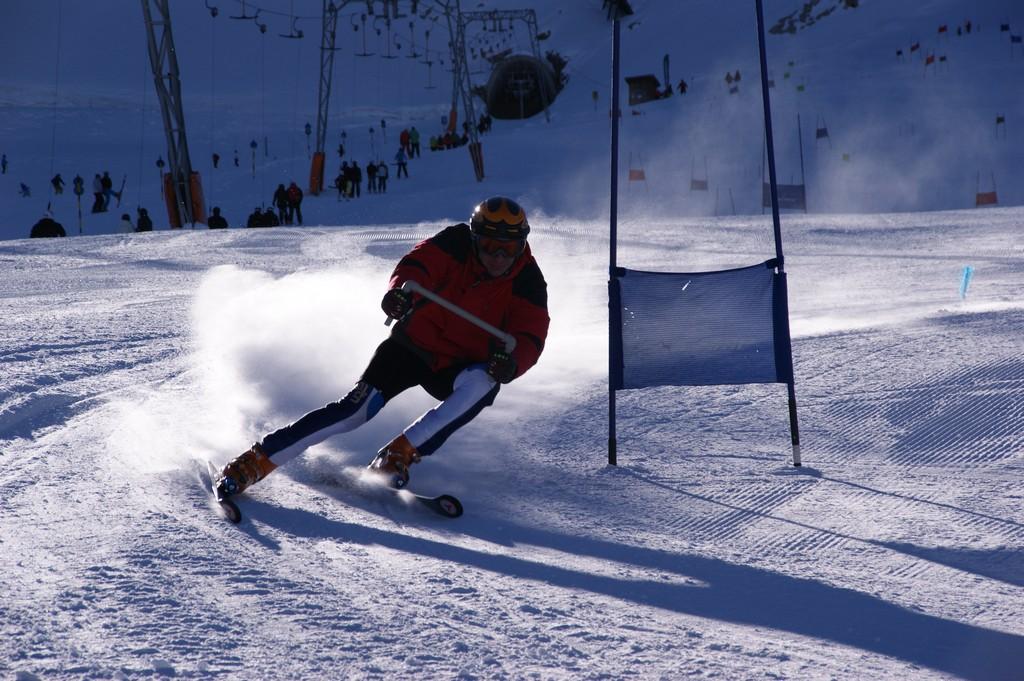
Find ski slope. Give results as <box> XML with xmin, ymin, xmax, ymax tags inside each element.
<box><xmin>2</xmin><ymin>1</ymin><xmax>1023</xmax><ymax>679</ymax></box>
<box><xmin>2</xmin><ymin>207</ymin><xmax>1023</xmax><ymax>679</ymax></box>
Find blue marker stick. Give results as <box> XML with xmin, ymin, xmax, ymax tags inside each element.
<box><xmin>959</xmin><ymin>265</ymin><xmax>974</xmax><ymax>299</ymax></box>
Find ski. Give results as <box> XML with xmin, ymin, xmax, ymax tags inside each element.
<box><xmin>387</xmin><ymin>487</ymin><xmax>463</xmax><ymax>518</ymax></box>
<box><xmin>205</xmin><ymin>460</ymin><xmax>242</xmax><ymax>524</ymax></box>
<box><xmin>115</xmin><ymin>174</ymin><xmax>126</xmax><ymax>207</ymax></box>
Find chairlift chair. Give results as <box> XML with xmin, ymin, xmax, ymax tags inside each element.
<box><xmin>353</xmin><ymin>14</ymin><xmax>374</xmax><ymax>56</ymax></box>
<box><xmin>279</xmin><ymin>17</ymin><xmax>304</xmax><ymax>39</ymax></box>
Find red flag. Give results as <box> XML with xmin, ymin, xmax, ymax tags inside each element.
<box><xmin>910</xmin><ymin>42</ymin><xmax>921</xmax><ymax>52</ymax></box>
<box><xmin>938</xmin><ymin>25</ymin><xmax>948</xmax><ymax>34</ymax></box>
<box><xmin>628</xmin><ymin>169</ymin><xmax>646</xmax><ymax>182</ymax></box>
<box><xmin>925</xmin><ymin>54</ymin><xmax>936</xmax><ymax>65</ymax></box>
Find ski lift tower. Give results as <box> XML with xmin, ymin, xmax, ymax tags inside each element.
<box><xmin>141</xmin><ymin>0</ymin><xmax>205</xmax><ymax>227</ymax></box>
<box><xmin>441</xmin><ymin>0</ymin><xmax>484</xmax><ymax>180</ymax></box>
<box><xmin>310</xmin><ymin>0</ymin><xmax>344</xmax><ymax>195</ymax></box>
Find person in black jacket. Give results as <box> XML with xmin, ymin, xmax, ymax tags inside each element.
<box><xmin>207</xmin><ymin>206</ymin><xmax>228</xmax><ymax>229</ymax></box>
<box><xmin>246</xmin><ymin>207</ymin><xmax>263</xmax><ymax>228</ymax></box>
<box><xmin>273</xmin><ymin>183</ymin><xmax>290</xmax><ymax>225</ymax></box>
<box><xmin>351</xmin><ymin>162</ymin><xmax>362</xmax><ymax>198</ymax></box>
<box><xmin>30</xmin><ymin>214</ymin><xmax>67</xmax><ymax>238</ymax></box>
<box><xmin>261</xmin><ymin>207</ymin><xmax>280</xmax><ymax>227</ymax></box>
<box><xmin>366</xmin><ymin>160</ymin><xmax>378</xmax><ymax>194</ymax></box>
<box><xmin>135</xmin><ymin>207</ymin><xmax>154</xmax><ymax>232</ymax></box>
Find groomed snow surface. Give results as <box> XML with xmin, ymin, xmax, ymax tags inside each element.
<box><xmin>2</xmin><ymin>207</ymin><xmax>1022</xmax><ymax>679</ymax></box>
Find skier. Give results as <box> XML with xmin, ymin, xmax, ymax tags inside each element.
<box><xmin>1</xmin><ymin>153</ymin><xmax>7</xmax><ymax>174</ymax></box>
<box><xmin>214</xmin><ymin>196</ymin><xmax>549</xmax><ymax>499</ymax></box>
<box><xmin>51</xmin><ymin>173</ymin><xmax>65</xmax><ymax>195</ymax></box>
<box><xmin>233</xmin><ymin>149</ymin><xmax>240</xmax><ymax>167</ymax></box>
<box><xmin>30</xmin><ymin>213</ymin><xmax>66</xmax><ymax>238</ymax></box>
<box><xmin>207</xmin><ymin>206</ymin><xmax>228</xmax><ymax>229</ymax></box>
<box><xmin>376</xmin><ymin>160</ymin><xmax>388</xmax><ymax>193</ymax></box>
<box><xmin>287</xmin><ymin>181</ymin><xmax>304</xmax><ymax>225</ymax></box>
<box><xmin>212</xmin><ymin>152</ymin><xmax>220</xmax><ymax>169</ymax></box>
<box><xmin>135</xmin><ymin>207</ymin><xmax>154</xmax><ymax>232</ymax></box>
<box><xmin>19</xmin><ymin>182</ymin><xmax>31</xmax><ymax>197</ymax></box>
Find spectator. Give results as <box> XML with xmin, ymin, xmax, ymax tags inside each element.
<box><xmin>207</xmin><ymin>206</ymin><xmax>228</xmax><ymax>229</ymax></box>
<box><xmin>1</xmin><ymin>153</ymin><xmax>7</xmax><ymax>174</ymax></box>
<box><xmin>394</xmin><ymin>147</ymin><xmax>409</xmax><ymax>179</ymax></box>
<box><xmin>287</xmin><ymin>181</ymin><xmax>304</xmax><ymax>225</ymax></box>
<box><xmin>409</xmin><ymin>126</ymin><xmax>421</xmax><ymax>157</ymax></box>
<box><xmin>118</xmin><ymin>213</ymin><xmax>134</xmax><ymax>233</ymax></box>
<box><xmin>366</xmin><ymin>159</ymin><xmax>378</xmax><ymax>194</ymax></box>
<box><xmin>273</xmin><ymin>183</ymin><xmax>290</xmax><ymax>224</ymax></box>
<box><xmin>30</xmin><ymin>213</ymin><xmax>66</xmax><ymax>238</ymax></box>
<box><xmin>376</xmin><ymin>160</ymin><xmax>389</xmax><ymax>193</ymax></box>
<box><xmin>339</xmin><ymin>171</ymin><xmax>352</xmax><ymax>200</ymax></box>
<box><xmin>51</xmin><ymin>173</ymin><xmax>65</xmax><ymax>195</ymax></box>
<box><xmin>136</xmin><ymin>207</ymin><xmax>154</xmax><ymax>232</ymax></box>
<box><xmin>212</xmin><ymin>152</ymin><xmax>220</xmax><ymax>169</ymax></box>
<box><xmin>351</xmin><ymin>162</ymin><xmax>362</xmax><ymax>198</ymax></box>
<box><xmin>339</xmin><ymin>162</ymin><xmax>351</xmax><ymax>198</ymax></box>
<box><xmin>246</xmin><ymin>206</ymin><xmax>263</xmax><ymax>228</ymax></box>
<box><xmin>399</xmin><ymin>128</ymin><xmax>411</xmax><ymax>156</ymax></box>
<box><xmin>262</xmin><ymin>207</ymin><xmax>280</xmax><ymax>227</ymax></box>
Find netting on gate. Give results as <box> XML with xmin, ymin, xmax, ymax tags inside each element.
<box><xmin>610</xmin><ymin>260</ymin><xmax>793</xmax><ymax>390</ymax></box>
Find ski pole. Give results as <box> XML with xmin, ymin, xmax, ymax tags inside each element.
<box><xmin>384</xmin><ymin>280</ymin><xmax>516</xmax><ymax>352</ymax></box>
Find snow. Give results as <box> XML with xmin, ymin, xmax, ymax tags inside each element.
<box><xmin>2</xmin><ymin>1</ymin><xmax>1023</xmax><ymax>679</ymax></box>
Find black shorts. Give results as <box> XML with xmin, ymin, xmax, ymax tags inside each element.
<box><xmin>362</xmin><ymin>337</ymin><xmax>471</xmax><ymax>402</ymax></box>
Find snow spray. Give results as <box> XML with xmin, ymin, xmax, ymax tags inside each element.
<box><xmin>959</xmin><ymin>265</ymin><xmax>974</xmax><ymax>299</ymax></box>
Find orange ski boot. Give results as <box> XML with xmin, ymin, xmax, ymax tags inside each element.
<box><xmin>367</xmin><ymin>434</ymin><xmax>421</xmax><ymax>489</ymax></box>
<box><xmin>216</xmin><ymin>443</ymin><xmax>278</xmax><ymax>498</ymax></box>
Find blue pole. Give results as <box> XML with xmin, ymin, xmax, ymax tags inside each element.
<box><xmin>755</xmin><ymin>0</ymin><xmax>802</xmax><ymax>465</ymax></box>
<box><xmin>755</xmin><ymin>0</ymin><xmax>785</xmax><ymax>266</ymax></box>
<box><xmin>608</xmin><ymin>16</ymin><xmax>621</xmax><ymax>466</ymax></box>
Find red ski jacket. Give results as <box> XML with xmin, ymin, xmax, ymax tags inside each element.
<box><xmin>388</xmin><ymin>224</ymin><xmax>549</xmax><ymax>380</ymax></box>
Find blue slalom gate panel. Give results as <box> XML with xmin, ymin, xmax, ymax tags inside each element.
<box><xmin>611</xmin><ymin>260</ymin><xmax>793</xmax><ymax>390</ymax></box>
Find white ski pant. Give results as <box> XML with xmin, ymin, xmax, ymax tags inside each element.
<box><xmin>260</xmin><ymin>365</ymin><xmax>498</xmax><ymax>465</ymax></box>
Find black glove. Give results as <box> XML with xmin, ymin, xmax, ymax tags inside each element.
<box><xmin>486</xmin><ymin>349</ymin><xmax>517</xmax><ymax>384</ymax></box>
<box><xmin>381</xmin><ymin>288</ymin><xmax>412</xmax><ymax>320</ymax></box>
